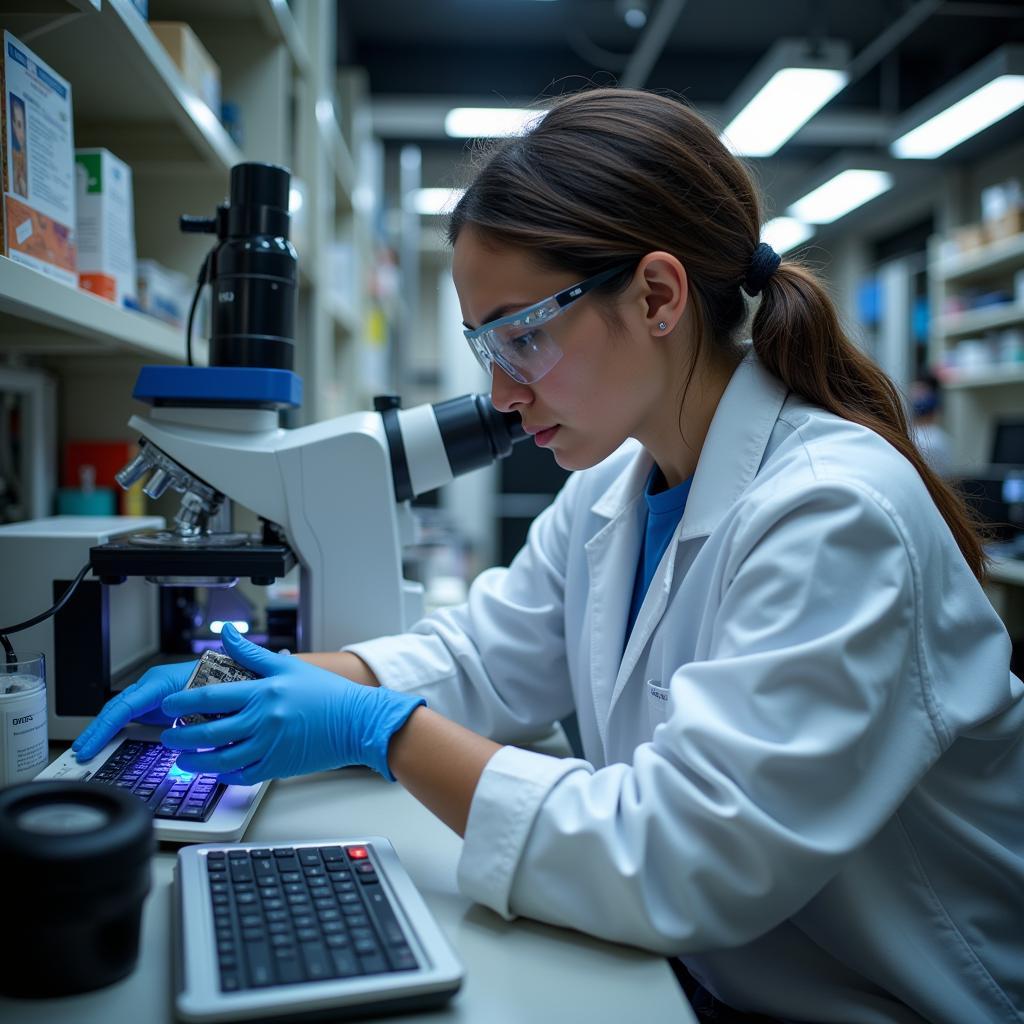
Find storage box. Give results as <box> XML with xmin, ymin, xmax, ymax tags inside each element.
<box><xmin>133</xmin><ymin>257</ymin><xmax>191</xmax><ymax>326</ymax></box>
<box><xmin>75</xmin><ymin>148</ymin><xmax>136</xmax><ymax>304</ymax></box>
<box><xmin>62</xmin><ymin>439</ymin><xmax>146</xmax><ymax>516</ymax></box>
<box><xmin>0</xmin><ymin>31</ymin><xmax>76</xmax><ymax>284</ymax></box>
<box><xmin>951</xmin><ymin>223</ymin><xmax>986</xmax><ymax>254</ymax></box>
<box><xmin>150</xmin><ymin>22</ymin><xmax>220</xmax><ymax>117</ymax></box>
<box><xmin>985</xmin><ymin>208</ymin><xmax>1024</xmax><ymax>244</ymax></box>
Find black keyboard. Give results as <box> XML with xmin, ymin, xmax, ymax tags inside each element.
<box><xmin>207</xmin><ymin>844</ymin><xmax>418</xmax><ymax>991</ymax></box>
<box><xmin>89</xmin><ymin>738</ymin><xmax>225</xmax><ymax>821</ymax></box>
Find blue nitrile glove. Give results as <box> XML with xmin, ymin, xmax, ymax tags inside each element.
<box><xmin>72</xmin><ymin>659</ymin><xmax>199</xmax><ymax>762</ymax></box>
<box><xmin>159</xmin><ymin>623</ymin><xmax>425</xmax><ymax>785</ymax></box>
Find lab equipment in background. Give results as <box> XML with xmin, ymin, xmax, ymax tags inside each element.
<box><xmin>74</xmin><ymin>148</ymin><xmax>137</xmax><ymax>305</ymax></box>
<box><xmin>174</xmin><ymin>840</ymin><xmax>463</xmax><ymax>1021</ymax></box>
<box><xmin>0</xmin><ymin>365</ymin><xmax>57</xmax><ymax>522</ymax></box>
<box><xmin>0</xmin><ymin>515</ymin><xmax>163</xmax><ymax>740</ymax></box>
<box><xmin>56</xmin><ymin>462</ymin><xmax>117</xmax><ymax>516</ymax></box>
<box><xmin>61</xmin><ymin>439</ymin><xmax>146</xmax><ymax>516</ymax></box>
<box><xmin>0</xmin><ymin>31</ymin><xmax>77</xmax><ymax>286</ymax></box>
<box><xmin>0</xmin><ymin>652</ymin><xmax>47</xmax><ymax>787</ymax></box>
<box><xmin>956</xmin><ymin>418</ymin><xmax>1024</xmax><ymax>556</ymax></box>
<box><xmin>0</xmin><ymin>780</ymin><xmax>153</xmax><ymax>997</ymax></box>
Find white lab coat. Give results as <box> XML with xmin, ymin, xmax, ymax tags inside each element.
<box><xmin>348</xmin><ymin>351</ymin><xmax>1024</xmax><ymax>1024</ymax></box>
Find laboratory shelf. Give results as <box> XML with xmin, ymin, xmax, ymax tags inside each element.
<box><xmin>931</xmin><ymin>233</ymin><xmax>1024</xmax><ymax>285</ymax></box>
<box><xmin>0</xmin><ymin>0</ymin><xmax>100</xmax><ymax>41</ymax></box>
<box><xmin>941</xmin><ymin>365</ymin><xmax>1024</xmax><ymax>389</ymax></box>
<box><xmin>148</xmin><ymin>0</ymin><xmax>311</xmax><ymax>79</ymax></box>
<box><xmin>0</xmin><ymin>257</ymin><xmax>185</xmax><ymax>360</ymax></box>
<box><xmin>21</xmin><ymin>0</ymin><xmax>242</xmax><ymax>176</ymax></box>
<box><xmin>322</xmin><ymin>112</ymin><xmax>357</xmax><ymax>212</ymax></box>
<box><xmin>935</xmin><ymin>302</ymin><xmax>1024</xmax><ymax>340</ymax></box>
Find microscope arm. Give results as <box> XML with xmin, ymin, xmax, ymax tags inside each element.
<box><xmin>126</xmin><ymin>396</ymin><xmax>525</xmax><ymax>652</ymax></box>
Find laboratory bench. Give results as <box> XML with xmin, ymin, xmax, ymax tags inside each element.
<box><xmin>0</xmin><ymin>742</ymin><xmax>695</xmax><ymax>1024</ymax></box>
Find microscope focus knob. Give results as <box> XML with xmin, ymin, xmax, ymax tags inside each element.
<box><xmin>373</xmin><ymin>395</ymin><xmax>401</xmax><ymax>412</ymax></box>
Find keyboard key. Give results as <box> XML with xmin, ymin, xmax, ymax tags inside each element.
<box><xmin>275</xmin><ymin>955</ymin><xmax>304</xmax><ymax>985</ymax></box>
<box><xmin>358</xmin><ymin>951</ymin><xmax>388</xmax><ymax>975</ymax></box>
<box><xmin>300</xmin><ymin>943</ymin><xmax>332</xmax><ymax>980</ymax></box>
<box><xmin>245</xmin><ymin>943</ymin><xmax>275</xmax><ymax>987</ymax></box>
<box><xmin>298</xmin><ymin>850</ymin><xmax>322</xmax><ymax>866</ymax></box>
<box><xmin>329</xmin><ymin>946</ymin><xmax>360</xmax><ymax>978</ymax></box>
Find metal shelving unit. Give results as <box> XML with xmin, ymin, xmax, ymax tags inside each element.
<box><xmin>928</xmin><ymin>231</ymin><xmax>1024</xmax><ymax>465</ymax></box>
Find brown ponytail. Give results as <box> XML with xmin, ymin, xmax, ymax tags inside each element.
<box><xmin>752</xmin><ymin>261</ymin><xmax>988</xmax><ymax>580</ymax></box>
<box><xmin>448</xmin><ymin>87</ymin><xmax>989</xmax><ymax>581</ymax></box>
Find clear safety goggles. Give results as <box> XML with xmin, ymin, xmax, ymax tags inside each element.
<box><xmin>463</xmin><ymin>263</ymin><xmax>633</xmax><ymax>384</ymax></box>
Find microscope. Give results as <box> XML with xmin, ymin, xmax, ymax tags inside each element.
<box><xmin>0</xmin><ymin>162</ymin><xmax>526</xmax><ymax>741</ymax></box>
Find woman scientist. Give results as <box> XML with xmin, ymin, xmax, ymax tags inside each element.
<box><xmin>75</xmin><ymin>89</ymin><xmax>1024</xmax><ymax>1024</ymax></box>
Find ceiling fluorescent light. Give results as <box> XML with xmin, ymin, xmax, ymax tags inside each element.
<box><xmin>788</xmin><ymin>168</ymin><xmax>893</xmax><ymax>224</ymax></box>
<box><xmin>891</xmin><ymin>46</ymin><xmax>1024</xmax><ymax>158</ymax></box>
<box><xmin>444</xmin><ymin>107</ymin><xmax>543</xmax><ymax>138</ymax></box>
<box><xmin>761</xmin><ymin>217</ymin><xmax>814</xmax><ymax>254</ymax></box>
<box><xmin>721</xmin><ymin>39</ymin><xmax>849</xmax><ymax>157</ymax></box>
<box><xmin>411</xmin><ymin>188</ymin><xmax>466</xmax><ymax>216</ymax></box>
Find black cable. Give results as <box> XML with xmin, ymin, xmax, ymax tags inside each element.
<box><xmin>185</xmin><ymin>252</ymin><xmax>212</xmax><ymax>367</ymax></box>
<box><xmin>0</xmin><ymin>560</ymin><xmax>91</xmax><ymax>667</ymax></box>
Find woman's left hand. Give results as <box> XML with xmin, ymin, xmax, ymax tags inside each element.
<box><xmin>159</xmin><ymin>623</ymin><xmax>424</xmax><ymax>785</ymax></box>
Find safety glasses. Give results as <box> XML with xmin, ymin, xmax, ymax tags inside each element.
<box><xmin>463</xmin><ymin>263</ymin><xmax>634</xmax><ymax>384</ymax></box>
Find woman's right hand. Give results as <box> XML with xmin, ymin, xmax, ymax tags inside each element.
<box><xmin>72</xmin><ymin>660</ymin><xmax>198</xmax><ymax>762</ymax></box>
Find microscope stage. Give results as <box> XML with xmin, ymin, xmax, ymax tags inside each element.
<box><xmin>91</xmin><ymin>532</ymin><xmax>296</xmax><ymax>585</ymax></box>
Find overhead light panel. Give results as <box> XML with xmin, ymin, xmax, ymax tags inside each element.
<box><xmin>410</xmin><ymin>188</ymin><xmax>466</xmax><ymax>216</ymax></box>
<box><xmin>891</xmin><ymin>45</ymin><xmax>1024</xmax><ymax>158</ymax></box>
<box><xmin>761</xmin><ymin>217</ymin><xmax>814</xmax><ymax>254</ymax></box>
<box><xmin>787</xmin><ymin>168</ymin><xmax>893</xmax><ymax>224</ymax></box>
<box><xmin>721</xmin><ymin>39</ymin><xmax>849</xmax><ymax>158</ymax></box>
<box><xmin>444</xmin><ymin>107</ymin><xmax>544</xmax><ymax>138</ymax></box>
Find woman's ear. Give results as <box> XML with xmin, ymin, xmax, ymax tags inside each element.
<box><xmin>636</xmin><ymin>251</ymin><xmax>688</xmax><ymax>335</ymax></box>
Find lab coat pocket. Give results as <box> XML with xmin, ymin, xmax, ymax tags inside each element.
<box><xmin>646</xmin><ymin>680</ymin><xmax>672</xmax><ymax>731</ymax></box>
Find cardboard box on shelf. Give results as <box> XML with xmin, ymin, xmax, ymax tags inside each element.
<box><xmin>0</xmin><ymin>31</ymin><xmax>76</xmax><ymax>284</ymax></box>
<box><xmin>951</xmin><ymin>223</ymin><xmax>986</xmax><ymax>254</ymax></box>
<box><xmin>985</xmin><ymin>208</ymin><xmax>1024</xmax><ymax>244</ymax></box>
<box><xmin>150</xmin><ymin>22</ymin><xmax>220</xmax><ymax>118</ymax></box>
<box><xmin>132</xmin><ymin>257</ymin><xmax>191</xmax><ymax>326</ymax></box>
<box><xmin>75</xmin><ymin>148</ymin><xmax>137</xmax><ymax>304</ymax></box>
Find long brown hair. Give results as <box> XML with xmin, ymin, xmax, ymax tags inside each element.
<box><xmin>448</xmin><ymin>88</ymin><xmax>987</xmax><ymax>581</ymax></box>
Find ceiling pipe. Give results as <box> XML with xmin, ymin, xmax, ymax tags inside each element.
<box><xmin>844</xmin><ymin>0</ymin><xmax>943</xmax><ymax>88</ymax></box>
<box><xmin>621</xmin><ymin>0</ymin><xmax>687</xmax><ymax>89</ymax></box>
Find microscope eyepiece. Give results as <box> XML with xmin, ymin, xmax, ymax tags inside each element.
<box><xmin>432</xmin><ymin>394</ymin><xmax>527</xmax><ymax>476</ymax></box>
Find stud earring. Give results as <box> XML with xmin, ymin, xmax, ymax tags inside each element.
<box><xmin>657</xmin><ymin>321</ymin><xmax>668</xmax><ymax>331</ymax></box>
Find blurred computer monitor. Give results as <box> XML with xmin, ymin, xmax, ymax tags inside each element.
<box><xmin>991</xmin><ymin>420</ymin><xmax>1024</xmax><ymax>467</ymax></box>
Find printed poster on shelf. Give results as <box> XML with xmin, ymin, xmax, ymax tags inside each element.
<box><xmin>0</xmin><ymin>30</ymin><xmax>76</xmax><ymax>285</ymax></box>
